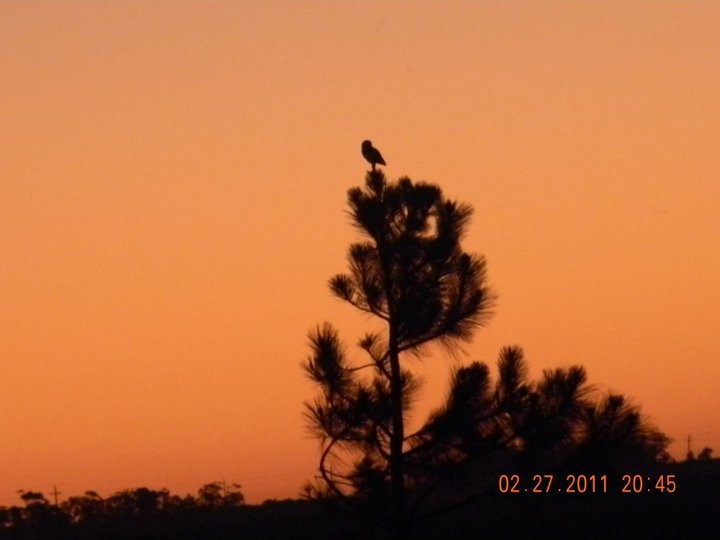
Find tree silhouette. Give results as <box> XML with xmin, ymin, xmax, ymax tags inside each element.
<box><xmin>302</xmin><ymin>170</ymin><xmax>673</xmax><ymax>540</ymax></box>
<box><xmin>388</xmin><ymin>347</ymin><xmax>671</xmax><ymax>528</ymax></box>
<box><xmin>408</xmin><ymin>348</ymin><xmax>586</xmax><ymax>495</ymax></box>
<box><xmin>303</xmin><ymin>170</ymin><xmax>495</xmax><ymax>540</ymax></box>
<box><xmin>63</xmin><ymin>490</ymin><xmax>104</xmax><ymax>524</ymax></box>
<box><xmin>573</xmin><ymin>393</ymin><xmax>671</xmax><ymax>469</ymax></box>
<box><xmin>196</xmin><ymin>481</ymin><xmax>245</xmax><ymax>508</ymax></box>
<box><xmin>697</xmin><ymin>446</ymin><xmax>714</xmax><ymax>461</ymax></box>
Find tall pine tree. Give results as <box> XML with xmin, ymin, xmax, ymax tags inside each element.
<box><xmin>303</xmin><ymin>170</ymin><xmax>495</xmax><ymax>540</ymax></box>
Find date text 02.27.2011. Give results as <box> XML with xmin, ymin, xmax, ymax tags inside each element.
<box><xmin>498</xmin><ymin>474</ymin><xmax>677</xmax><ymax>494</ymax></box>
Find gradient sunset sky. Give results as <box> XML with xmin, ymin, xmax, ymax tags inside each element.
<box><xmin>2</xmin><ymin>1</ymin><xmax>719</xmax><ymax>505</ymax></box>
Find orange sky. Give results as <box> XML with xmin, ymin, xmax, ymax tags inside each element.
<box><xmin>1</xmin><ymin>1</ymin><xmax>719</xmax><ymax>506</ymax></box>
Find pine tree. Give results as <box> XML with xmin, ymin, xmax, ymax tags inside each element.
<box><xmin>303</xmin><ymin>170</ymin><xmax>495</xmax><ymax>540</ymax></box>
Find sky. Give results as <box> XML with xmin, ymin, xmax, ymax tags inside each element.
<box><xmin>1</xmin><ymin>1</ymin><xmax>719</xmax><ymax>506</ymax></box>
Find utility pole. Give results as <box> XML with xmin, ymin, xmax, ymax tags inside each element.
<box><xmin>52</xmin><ymin>485</ymin><xmax>61</xmax><ymax>507</ymax></box>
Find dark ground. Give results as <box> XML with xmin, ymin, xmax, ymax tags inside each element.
<box><xmin>2</xmin><ymin>459</ymin><xmax>717</xmax><ymax>540</ymax></box>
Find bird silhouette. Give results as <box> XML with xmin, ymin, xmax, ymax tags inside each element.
<box><xmin>361</xmin><ymin>140</ymin><xmax>386</xmax><ymax>170</ymax></box>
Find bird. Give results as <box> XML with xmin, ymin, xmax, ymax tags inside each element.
<box><xmin>361</xmin><ymin>140</ymin><xmax>386</xmax><ymax>170</ymax></box>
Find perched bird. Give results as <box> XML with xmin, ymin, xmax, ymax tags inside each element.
<box><xmin>361</xmin><ymin>140</ymin><xmax>386</xmax><ymax>170</ymax></box>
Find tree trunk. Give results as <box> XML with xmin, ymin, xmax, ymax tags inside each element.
<box><xmin>388</xmin><ymin>323</ymin><xmax>410</xmax><ymax>540</ymax></box>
